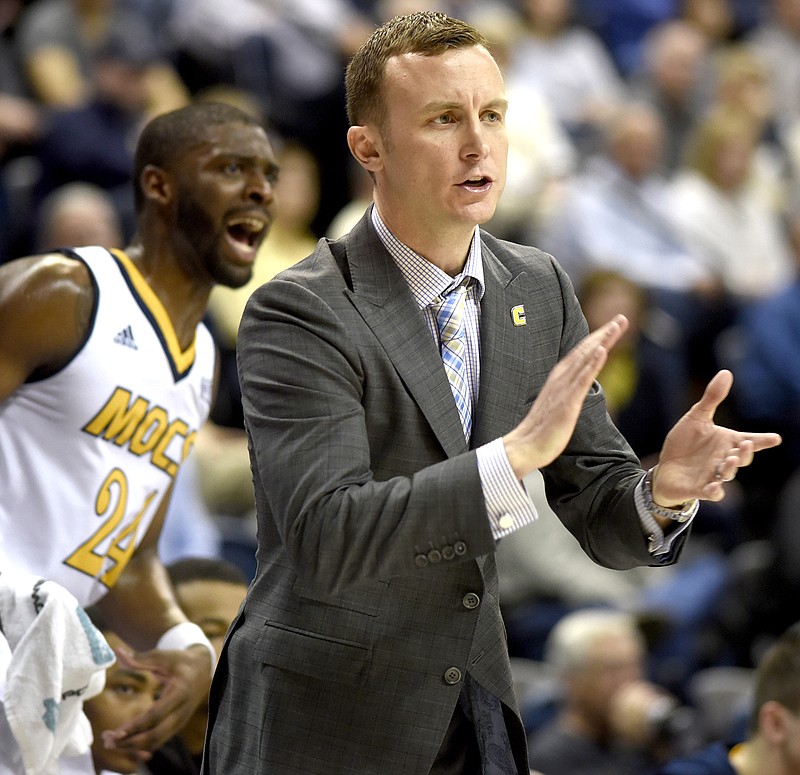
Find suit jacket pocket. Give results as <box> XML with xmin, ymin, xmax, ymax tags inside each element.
<box><xmin>255</xmin><ymin>620</ymin><xmax>372</xmax><ymax>686</ymax></box>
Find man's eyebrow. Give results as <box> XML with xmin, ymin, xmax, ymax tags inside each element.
<box><xmin>113</xmin><ymin>668</ymin><xmax>150</xmax><ymax>684</ymax></box>
<box><xmin>214</xmin><ymin>150</ymin><xmax>279</xmax><ymax>165</ymax></box>
<box><xmin>421</xmin><ymin>98</ymin><xmax>509</xmax><ymax>114</ymax></box>
<box><xmin>485</xmin><ymin>99</ymin><xmax>509</xmax><ymax>113</ymax></box>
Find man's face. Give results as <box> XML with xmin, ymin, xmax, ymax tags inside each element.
<box><xmin>172</xmin><ymin>122</ymin><xmax>279</xmax><ymax>289</ymax></box>
<box><xmin>569</xmin><ymin>634</ymin><xmax>644</xmax><ymax>728</ymax></box>
<box><xmin>84</xmin><ymin>632</ymin><xmax>161</xmax><ymax>774</ymax></box>
<box><xmin>370</xmin><ymin>45</ymin><xmax>508</xmax><ymax>242</ymax></box>
<box><xmin>612</xmin><ymin>113</ymin><xmax>663</xmax><ymax>182</ymax></box>
<box><xmin>175</xmin><ymin>579</ymin><xmax>247</xmax><ymax>660</ymax></box>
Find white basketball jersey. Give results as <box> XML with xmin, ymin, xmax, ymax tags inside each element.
<box><xmin>0</xmin><ymin>247</ymin><xmax>217</xmax><ymax>606</ymax></box>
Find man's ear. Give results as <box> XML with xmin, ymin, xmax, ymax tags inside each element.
<box><xmin>140</xmin><ymin>164</ymin><xmax>172</xmax><ymax>206</ymax></box>
<box><xmin>347</xmin><ymin>125</ymin><xmax>383</xmax><ymax>173</ymax></box>
<box><xmin>759</xmin><ymin>700</ymin><xmax>789</xmax><ymax>744</ymax></box>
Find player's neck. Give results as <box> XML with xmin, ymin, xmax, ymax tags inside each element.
<box><xmin>123</xmin><ymin>240</ymin><xmax>211</xmax><ymax>349</ymax></box>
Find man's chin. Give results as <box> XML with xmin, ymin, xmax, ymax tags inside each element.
<box><xmin>215</xmin><ymin>264</ymin><xmax>255</xmax><ymax>290</ymax></box>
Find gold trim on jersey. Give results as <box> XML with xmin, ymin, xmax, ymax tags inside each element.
<box><xmin>110</xmin><ymin>249</ymin><xmax>196</xmax><ymax>377</ymax></box>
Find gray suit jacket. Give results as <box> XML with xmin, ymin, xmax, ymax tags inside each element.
<box><xmin>203</xmin><ymin>212</ymin><xmax>684</xmax><ymax>774</ymax></box>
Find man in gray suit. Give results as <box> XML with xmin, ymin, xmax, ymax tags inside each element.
<box><xmin>203</xmin><ymin>12</ymin><xmax>780</xmax><ymax>775</ymax></box>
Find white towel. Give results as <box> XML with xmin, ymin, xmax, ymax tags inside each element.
<box><xmin>0</xmin><ymin>571</ymin><xmax>115</xmax><ymax>775</ymax></box>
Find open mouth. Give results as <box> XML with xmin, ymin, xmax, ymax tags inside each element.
<box><xmin>226</xmin><ymin>216</ymin><xmax>268</xmax><ymax>249</ymax></box>
<box><xmin>460</xmin><ymin>176</ymin><xmax>492</xmax><ymax>192</ymax></box>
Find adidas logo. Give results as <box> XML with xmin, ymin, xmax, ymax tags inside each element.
<box><xmin>113</xmin><ymin>325</ymin><xmax>138</xmax><ymax>350</ymax></box>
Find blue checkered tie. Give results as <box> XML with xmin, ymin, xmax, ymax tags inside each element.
<box><xmin>434</xmin><ymin>280</ymin><xmax>472</xmax><ymax>440</ymax></box>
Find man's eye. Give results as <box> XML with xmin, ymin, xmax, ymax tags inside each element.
<box><xmin>484</xmin><ymin>112</ymin><xmax>501</xmax><ymax>123</ymax></box>
<box><xmin>433</xmin><ymin>114</ymin><xmax>454</xmax><ymax>124</ymax></box>
<box><xmin>224</xmin><ymin>162</ymin><xmax>244</xmax><ymax>174</ymax></box>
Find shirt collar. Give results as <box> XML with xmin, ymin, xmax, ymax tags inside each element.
<box><xmin>370</xmin><ymin>205</ymin><xmax>485</xmax><ymax>308</ymax></box>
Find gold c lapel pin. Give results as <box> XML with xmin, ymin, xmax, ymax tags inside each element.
<box><xmin>510</xmin><ymin>305</ymin><xmax>526</xmax><ymax>327</ymax></box>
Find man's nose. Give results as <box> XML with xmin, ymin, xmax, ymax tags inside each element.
<box><xmin>246</xmin><ymin>169</ymin><xmax>275</xmax><ymax>202</ymax></box>
<box><xmin>461</xmin><ymin>120</ymin><xmax>490</xmax><ymax>159</ymax></box>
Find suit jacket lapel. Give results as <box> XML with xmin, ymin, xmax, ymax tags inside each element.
<box><xmin>342</xmin><ymin>214</ymin><xmax>469</xmax><ymax>458</ymax></box>
<box><xmin>472</xmin><ymin>240</ymin><xmax>540</xmax><ymax>448</ymax></box>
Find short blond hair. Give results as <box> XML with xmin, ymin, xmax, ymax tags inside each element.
<box><xmin>345</xmin><ymin>11</ymin><xmax>488</xmax><ymax>130</ymax></box>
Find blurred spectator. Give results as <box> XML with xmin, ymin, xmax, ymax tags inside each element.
<box><xmin>748</xmin><ymin>0</ymin><xmax>800</xmax><ymax>143</ymax></box>
<box><xmin>572</xmin><ymin>0</ymin><xmax>676</xmax><ymax>77</ymax></box>
<box><xmin>629</xmin><ymin>20</ymin><xmax>711</xmax><ymax>174</ymax></box>
<box><xmin>498</xmin><ymin>469</ymin><xmax>733</xmax><ymax>692</ymax></box>
<box><xmin>541</xmin><ymin>101</ymin><xmax>710</xmax><ymax>297</ymax></box>
<box><xmin>32</xmin><ymin>21</ymin><xmax>159</xmax><ymax>241</ymax></box>
<box><xmin>579</xmin><ymin>270</ymin><xmax>677</xmax><ymax>455</ymax></box>
<box><xmin>35</xmin><ymin>180</ymin><xmax>123</xmax><ymax>250</ymax></box>
<box><xmin>0</xmin><ymin>0</ymin><xmax>44</xmax><ymax>263</ymax></box>
<box><xmin>145</xmin><ymin>557</ymin><xmax>248</xmax><ymax>775</ymax></box>
<box><xmin>670</xmin><ymin>107</ymin><xmax>794</xmax><ymax>305</ymax></box>
<box><xmin>709</xmin><ymin>43</ymin><xmax>788</xmax><ymax>213</ymax></box>
<box><xmin>14</xmin><ymin>0</ymin><xmax>188</xmax><ymax>114</ymax></box>
<box><xmin>506</xmin><ymin>0</ymin><xmax>626</xmax><ymax>159</ymax></box>
<box><xmin>527</xmin><ymin>609</ymin><xmax>697</xmax><ymax>775</ymax></box>
<box><xmin>680</xmin><ymin>0</ymin><xmax>736</xmax><ymax>47</ymax></box>
<box><xmin>540</xmin><ymin>101</ymin><xmax>716</xmax><ymax>417</ymax></box>
<box><xmin>502</xmin><ymin>454</ymin><xmax>746</xmax><ymax>707</ymax></box>
<box><xmin>654</xmin><ymin>626</ymin><xmax>800</xmax><ymax>775</ymax></box>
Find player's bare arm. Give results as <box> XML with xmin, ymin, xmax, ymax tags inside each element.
<box><xmin>0</xmin><ymin>253</ymin><xmax>93</xmax><ymax>401</ymax></box>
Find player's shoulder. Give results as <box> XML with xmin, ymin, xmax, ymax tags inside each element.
<box><xmin>0</xmin><ymin>251</ymin><xmax>96</xmax><ymax>344</ymax></box>
<box><xmin>0</xmin><ymin>252</ymin><xmax>100</xmax><ymax>382</ymax></box>
<box><xmin>0</xmin><ymin>250</ymin><xmax>93</xmax><ymax>297</ymax></box>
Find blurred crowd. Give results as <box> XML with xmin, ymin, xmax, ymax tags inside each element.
<box><xmin>3</xmin><ymin>0</ymin><xmax>800</xmax><ymax>770</ymax></box>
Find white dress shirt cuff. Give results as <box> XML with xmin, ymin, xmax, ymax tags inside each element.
<box><xmin>477</xmin><ymin>439</ymin><xmax>538</xmax><ymax>540</ymax></box>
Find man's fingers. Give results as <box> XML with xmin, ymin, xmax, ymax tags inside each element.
<box><xmin>693</xmin><ymin>370</ymin><xmax>734</xmax><ymax>419</ymax></box>
<box><xmin>563</xmin><ymin>315</ymin><xmax>627</xmax><ymax>378</ymax></box>
<box><xmin>104</xmin><ymin>688</ymin><xmax>182</xmax><ymax>751</ymax></box>
<box><xmin>749</xmin><ymin>432</ymin><xmax>783</xmax><ymax>452</ymax></box>
<box><xmin>587</xmin><ymin>314</ymin><xmax>628</xmax><ymax>353</ymax></box>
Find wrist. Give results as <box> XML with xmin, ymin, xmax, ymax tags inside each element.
<box><xmin>643</xmin><ymin>467</ymin><xmax>695</xmax><ymax>522</ymax></box>
<box><xmin>156</xmin><ymin>622</ymin><xmax>216</xmax><ymax>676</ymax></box>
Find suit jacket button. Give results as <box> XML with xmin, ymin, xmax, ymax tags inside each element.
<box><xmin>462</xmin><ymin>593</ymin><xmax>480</xmax><ymax>610</ymax></box>
<box><xmin>442</xmin><ymin>544</ymin><xmax>455</xmax><ymax>560</ymax></box>
<box><xmin>427</xmin><ymin>549</ymin><xmax>442</xmax><ymax>564</ymax></box>
<box><xmin>453</xmin><ymin>541</ymin><xmax>467</xmax><ymax>556</ymax></box>
<box><xmin>414</xmin><ymin>554</ymin><xmax>429</xmax><ymax>568</ymax></box>
<box><xmin>443</xmin><ymin>667</ymin><xmax>462</xmax><ymax>685</ymax></box>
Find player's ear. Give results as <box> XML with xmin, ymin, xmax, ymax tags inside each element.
<box><xmin>140</xmin><ymin>164</ymin><xmax>173</xmax><ymax>206</ymax></box>
<box><xmin>347</xmin><ymin>125</ymin><xmax>384</xmax><ymax>173</ymax></box>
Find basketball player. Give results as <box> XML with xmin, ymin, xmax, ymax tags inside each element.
<box><xmin>0</xmin><ymin>101</ymin><xmax>278</xmax><ymax>771</ymax></box>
